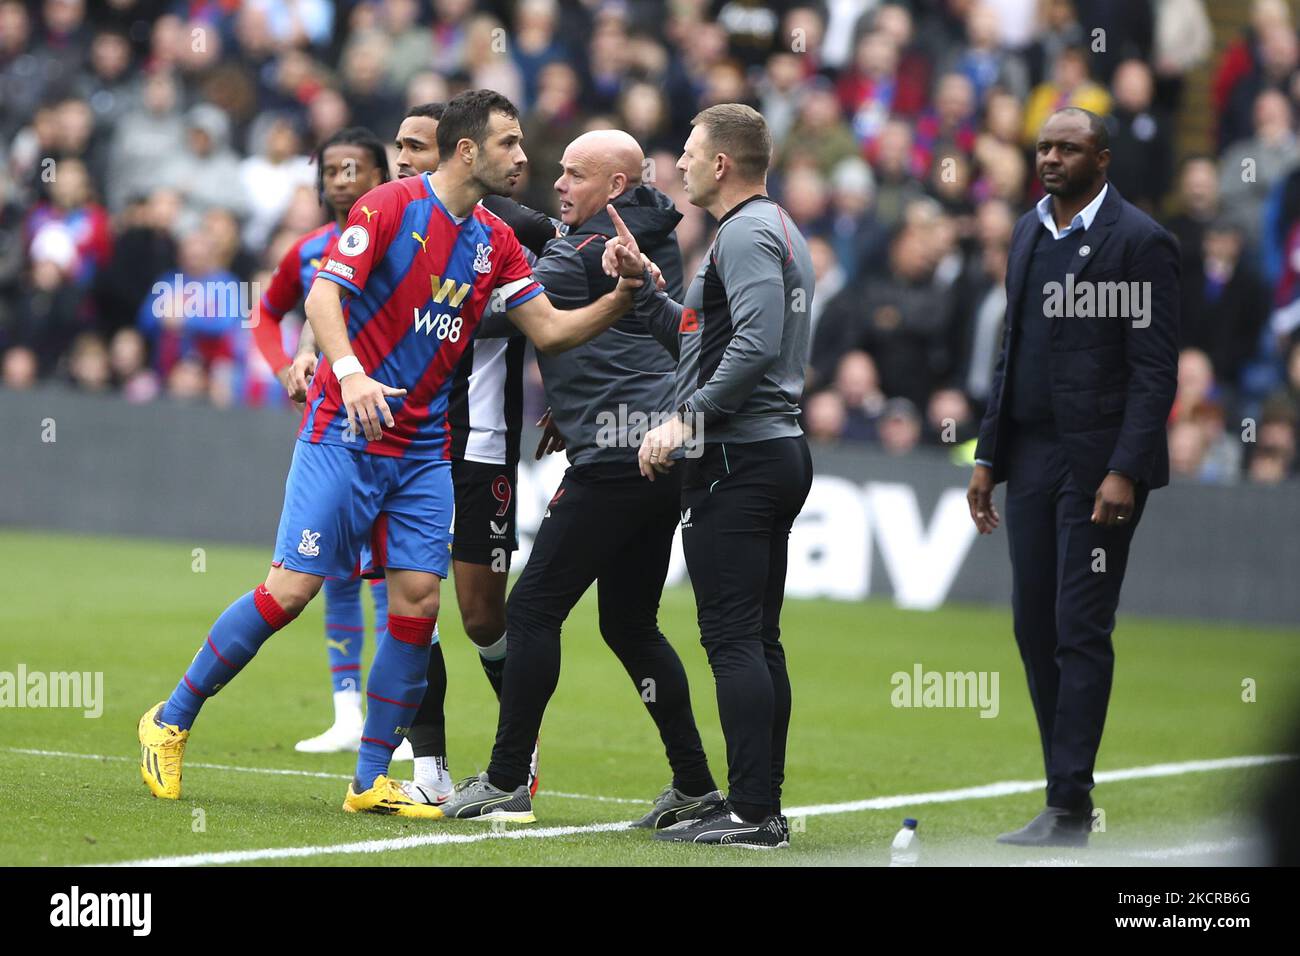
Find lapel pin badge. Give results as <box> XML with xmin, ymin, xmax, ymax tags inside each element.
<box><xmin>1080</xmin><ymin>244</ymin><xmax>1091</xmax><ymax>256</ymax></box>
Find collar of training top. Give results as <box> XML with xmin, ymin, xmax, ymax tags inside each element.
<box><xmin>718</xmin><ymin>193</ymin><xmax>774</xmax><ymax>224</ymax></box>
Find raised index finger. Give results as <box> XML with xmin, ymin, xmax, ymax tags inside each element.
<box><xmin>606</xmin><ymin>204</ymin><xmax>634</xmax><ymax>243</ymax></box>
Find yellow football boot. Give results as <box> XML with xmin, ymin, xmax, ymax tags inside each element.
<box><xmin>343</xmin><ymin>774</ymin><xmax>445</xmax><ymax>818</ymax></box>
<box><xmin>138</xmin><ymin>701</ymin><xmax>189</xmax><ymax>799</ymax></box>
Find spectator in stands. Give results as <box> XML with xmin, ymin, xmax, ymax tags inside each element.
<box><xmin>1151</xmin><ymin>0</ymin><xmax>1212</xmax><ymax>114</ymax></box>
<box><xmin>80</xmin><ymin>28</ymin><xmax>136</xmax><ymax>129</ymax></box>
<box><xmin>806</xmin><ymin>235</ymin><xmax>847</xmax><ymax>357</ymax></box>
<box><xmin>109</xmin><ymin>326</ymin><xmax>159</xmax><ymax>404</ymax></box>
<box><xmin>1211</xmin><ymin>0</ymin><xmax>1290</xmax><ymax>126</ymax></box>
<box><xmin>165</xmin><ymin>354</ymin><xmax>207</xmax><ymax>401</ymax></box>
<box><xmin>839</xmin><ymin>30</ymin><xmax>926</xmax><ymax>154</ymax></box>
<box><xmin>813</xmin><ymin>223</ymin><xmax>958</xmax><ymax>409</ymax></box>
<box><xmin>757</xmin><ymin>52</ymin><xmax>805</xmax><ymax>147</ymax></box>
<box><xmin>618</xmin><ymin>81</ymin><xmax>678</xmax><ymax>158</ymax></box>
<box><xmin>238</xmin><ymin>113</ymin><xmax>313</xmax><ymax>251</ymax></box>
<box><xmin>1219</xmin><ymin>89</ymin><xmax>1298</xmax><ymax>250</ymax></box>
<box><xmin>245</xmin><ymin>0</ymin><xmax>333</xmax><ymax>50</ymax></box>
<box><xmin>982</xmin><ymin>88</ymin><xmax>1027</xmax><ymax>151</ymax></box>
<box><xmin>340</xmin><ymin>34</ymin><xmax>406</xmax><ymax>146</ymax></box>
<box><xmin>1172</xmin><ymin>348</ymin><xmax>1218</xmax><ymax>424</ymax></box>
<box><xmin>878</xmin><ymin>396</ymin><xmax>923</xmax><ymax>455</ymax></box>
<box><xmin>776</xmin><ymin>78</ymin><xmax>859</xmax><ymax>177</ymax></box>
<box><xmin>929</xmin><ymin>148</ymin><xmax>976</xmax><ymax>222</ymax></box>
<box><xmin>1246</xmin><ymin>397</ymin><xmax>1299</xmax><ymax>483</ymax></box>
<box><xmin>1166</xmin><ymin>156</ymin><xmax>1223</xmax><ymax>283</ymax></box>
<box><xmin>583</xmin><ymin>11</ymin><xmax>628</xmax><ymax>113</ymax></box>
<box><xmin>19</xmin><ymin>220</ymin><xmax>88</xmax><ymax>372</ymax></box>
<box><xmin>1168</xmin><ymin>418</ymin><xmax>1210</xmax><ymax>480</ymax></box>
<box><xmin>945</xmin><ymin>2</ymin><xmax>1029</xmax><ymax>106</ymax></box>
<box><xmin>814</xmin><ymin>1</ymin><xmax>863</xmax><ymax>73</ymax></box>
<box><xmin>714</xmin><ymin>0</ymin><xmax>779</xmax><ymax>68</ymax></box>
<box><xmin>519</xmin><ymin>61</ymin><xmax>583</xmax><ymax>213</ymax></box>
<box><xmin>806</xmin><ymin>350</ymin><xmax>887</xmax><ymax>444</ymax></box>
<box><xmin>66</xmin><ymin>330</ymin><xmax>110</xmax><ymax>392</ymax></box>
<box><xmin>1106</xmin><ymin>59</ymin><xmax>1174</xmax><ymax>214</ymax></box>
<box><xmin>96</xmin><ymin>188</ymin><xmax>179</xmax><ymax>340</ymax></box>
<box><xmin>306</xmin><ymin>86</ymin><xmax>350</xmax><ymax>147</ymax></box>
<box><xmin>136</xmin><ymin>226</ymin><xmax>244</xmax><ymax>379</ymax></box>
<box><xmin>350</xmin><ymin>0</ymin><xmax>436</xmax><ymax>95</ymax></box>
<box><xmin>25</xmin><ymin>157</ymin><xmax>111</xmax><ymax>291</ymax></box>
<box><xmin>106</xmin><ymin>69</ymin><xmax>185</xmax><ymax>212</ymax></box>
<box><xmin>1024</xmin><ymin>0</ymin><xmax>1085</xmax><ymax>88</ymax></box>
<box><xmin>1217</xmin><ymin>4</ymin><xmax>1299</xmax><ymax>152</ymax></box>
<box><xmin>1074</xmin><ymin>0</ymin><xmax>1156</xmax><ymax>86</ymax></box>
<box><xmin>870</xmin><ymin>3</ymin><xmax>934</xmax><ymax>107</ymax></box>
<box><xmin>804</xmin><ymin>388</ymin><xmax>848</xmax><ymax>442</ymax></box>
<box><xmin>1021</xmin><ymin>46</ymin><xmax>1111</xmax><ymax>148</ymax></box>
<box><xmin>1182</xmin><ymin>219</ymin><xmax>1271</xmax><ymax>403</ymax></box>
<box><xmin>870</xmin><ymin>119</ymin><xmax>927</xmax><ymax>228</ymax></box>
<box><xmin>2</xmin><ymin>343</ymin><xmax>37</xmax><ymax>389</ymax></box>
<box><xmin>912</xmin><ymin>72</ymin><xmax>979</xmax><ymax>173</ymax></box>
<box><xmin>0</xmin><ymin>1</ymin><xmax>42</xmax><ymax>142</ymax></box>
<box><xmin>511</xmin><ymin>0</ymin><xmax>568</xmax><ymax>109</ymax></box>
<box><xmin>953</xmin><ymin>236</ymin><xmax>1009</xmax><ymax>416</ymax></box>
<box><xmin>781</xmin><ymin>162</ymin><xmax>833</xmax><ymax>242</ymax></box>
<box><xmin>170</xmin><ymin>104</ymin><xmax>251</xmax><ymax>222</ymax></box>
<box><xmin>925</xmin><ymin>386</ymin><xmax>975</xmax><ymax>446</ymax></box>
<box><xmin>1191</xmin><ymin>399</ymin><xmax>1243</xmax><ymax>484</ymax></box>
<box><xmin>825</xmin><ymin>157</ymin><xmax>889</xmax><ymax>277</ymax></box>
<box><xmin>35</xmin><ymin>0</ymin><xmax>91</xmax><ymax>91</ymax></box>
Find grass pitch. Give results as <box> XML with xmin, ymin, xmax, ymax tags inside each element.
<box><xmin>0</xmin><ymin>529</ymin><xmax>1295</xmax><ymax>866</ymax></box>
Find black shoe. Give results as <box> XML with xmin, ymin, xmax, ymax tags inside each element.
<box><xmin>996</xmin><ymin>806</ymin><xmax>1091</xmax><ymax>848</ymax></box>
<box><xmin>631</xmin><ymin>784</ymin><xmax>726</xmax><ymax>830</ymax></box>
<box><xmin>652</xmin><ymin>802</ymin><xmax>788</xmax><ymax>849</ymax></box>
<box><xmin>439</xmin><ymin>771</ymin><xmax>536</xmax><ymax>822</ymax></box>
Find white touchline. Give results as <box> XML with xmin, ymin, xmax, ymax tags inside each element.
<box><xmin>785</xmin><ymin>754</ymin><xmax>1297</xmax><ymax>816</ymax></box>
<box><xmin>3</xmin><ymin>747</ymin><xmax>643</xmax><ymax>804</ymax></box>
<box><xmin>59</xmin><ymin>751</ymin><xmax>1292</xmax><ymax>868</ymax></box>
<box><xmin>1018</xmin><ymin>838</ymin><xmax>1259</xmax><ymax>867</ymax></box>
<box><xmin>1125</xmin><ymin>837</ymin><xmax>1255</xmax><ymax>860</ymax></box>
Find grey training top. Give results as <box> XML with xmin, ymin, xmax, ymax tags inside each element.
<box><xmin>635</xmin><ymin>194</ymin><xmax>815</xmax><ymax>445</ymax></box>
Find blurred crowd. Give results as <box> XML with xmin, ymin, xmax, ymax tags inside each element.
<box><xmin>1</xmin><ymin>0</ymin><xmax>1298</xmax><ymax>484</ymax></box>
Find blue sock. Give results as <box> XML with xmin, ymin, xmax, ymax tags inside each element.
<box><xmin>161</xmin><ymin>585</ymin><xmax>295</xmax><ymax>731</ymax></box>
<box><xmin>369</xmin><ymin>577</ymin><xmax>389</xmax><ymax>638</ymax></box>
<box><xmin>355</xmin><ymin>614</ymin><xmax>434</xmax><ymax>790</ymax></box>
<box><xmin>322</xmin><ymin>577</ymin><xmax>364</xmax><ymax>693</ymax></box>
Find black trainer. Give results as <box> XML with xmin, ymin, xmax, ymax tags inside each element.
<box><xmin>631</xmin><ymin>784</ymin><xmax>726</xmax><ymax>830</ymax></box>
<box><xmin>439</xmin><ymin>771</ymin><xmax>536</xmax><ymax>822</ymax></box>
<box><xmin>652</xmin><ymin>802</ymin><xmax>789</xmax><ymax>848</ymax></box>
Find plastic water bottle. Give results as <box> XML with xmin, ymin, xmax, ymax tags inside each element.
<box><xmin>890</xmin><ymin>818</ymin><xmax>919</xmax><ymax>866</ymax></box>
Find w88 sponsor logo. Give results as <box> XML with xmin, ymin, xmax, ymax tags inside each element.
<box><xmin>414</xmin><ymin>308</ymin><xmax>463</xmax><ymax>342</ymax></box>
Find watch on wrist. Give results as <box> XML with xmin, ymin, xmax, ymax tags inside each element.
<box><xmin>677</xmin><ymin>401</ymin><xmax>695</xmax><ymax>435</ymax></box>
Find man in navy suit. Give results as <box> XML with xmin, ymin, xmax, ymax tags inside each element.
<box><xmin>966</xmin><ymin>108</ymin><xmax>1180</xmax><ymax>847</ymax></box>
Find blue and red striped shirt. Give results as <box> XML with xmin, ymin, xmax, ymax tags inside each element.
<box><xmin>253</xmin><ymin>221</ymin><xmax>340</xmax><ymax>372</ymax></box>
<box><xmin>303</xmin><ymin>173</ymin><xmax>543</xmax><ymax>459</ymax></box>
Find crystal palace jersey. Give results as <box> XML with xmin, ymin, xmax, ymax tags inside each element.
<box><xmin>252</xmin><ymin>221</ymin><xmax>340</xmax><ymax>372</ymax></box>
<box><xmin>301</xmin><ymin>173</ymin><xmax>544</xmax><ymax>459</ymax></box>
<box><xmin>263</xmin><ymin>221</ymin><xmax>341</xmax><ymax>320</ymax></box>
